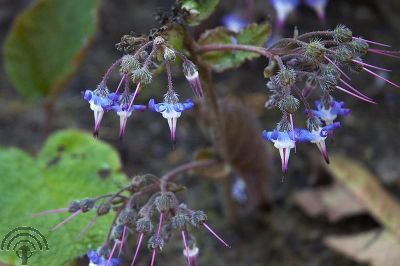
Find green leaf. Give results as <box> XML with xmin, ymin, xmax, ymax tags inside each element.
<box><xmin>0</xmin><ymin>130</ymin><xmax>126</xmax><ymax>265</ymax></box>
<box><xmin>3</xmin><ymin>0</ymin><xmax>99</xmax><ymax>99</ymax></box>
<box><xmin>181</xmin><ymin>0</ymin><xmax>219</xmax><ymax>26</ymax></box>
<box><xmin>199</xmin><ymin>23</ymin><xmax>271</xmax><ymax>72</ymax></box>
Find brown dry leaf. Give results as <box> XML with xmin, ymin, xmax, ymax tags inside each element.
<box><xmin>325</xmin><ymin>230</ymin><xmax>400</xmax><ymax>266</ymax></box>
<box><xmin>293</xmin><ymin>184</ymin><xmax>366</xmax><ymax>222</ymax></box>
<box><xmin>325</xmin><ymin>154</ymin><xmax>400</xmax><ymax>239</ymax></box>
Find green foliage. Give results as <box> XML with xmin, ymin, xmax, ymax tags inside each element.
<box><xmin>3</xmin><ymin>0</ymin><xmax>100</xmax><ymax>99</ymax></box>
<box><xmin>0</xmin><ymin>130</ymin><xmax>126</xmax><ymax>265</ymax></box>
<box><xmin>199</xmin><ymin>23</ymin><xmax>271</xmax><ymax>72</ymax></box>
<box><xmin>181</xmin><ymin>0</ymin><xmax>219</xmax><ymax>25</ymax></box>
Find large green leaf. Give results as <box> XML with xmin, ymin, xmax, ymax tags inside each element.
<box><xmin>181</xmin><ymin>0</ymin><xmax>219</xmax><ymax>26</ymax></box>
<box><xmin>0</xmin><ymin>130</ymin><xmax>126</xmax><ymax>265</ymax></box>
<box><xmin>199</xmin><ymin>23</ymin><xmax>271</xmax><ymax>72</ymax></box>
<box><xmin>3</xmin><ymin>0</ymin><xmax>99</xmax><ymax>99</ymax></box>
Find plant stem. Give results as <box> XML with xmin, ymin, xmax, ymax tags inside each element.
<box><xmin>197</xmin><ymin>43</ymin><xmax>273</xmax><ymax>58</ymax></box>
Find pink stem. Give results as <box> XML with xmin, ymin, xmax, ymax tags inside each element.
<box><xmin>106</xmin><ymin>240</ymin><xmax>119</xmax><ymax>266</ymax></box>
<box><xmin>32</xmin><ymin>208</ymin><xmax>68</xmax><ymax>218</ymax></box>
<box><xmin>363</xmin><ymin>67</ymin><xmax>400</xmax><ymax>88</ymax></box>
<box><xmin>352</xmin><ymin>59</ymin><xmax>391</xmax><ymax>72</ymax></box>
<box><xmin>127</xmin><ymin>82</ymin><xmax>142</xmax><ymax>111</ymax></box>
<box><xmin>114</xmin><ymin>74</ymin><xmax>127</xmax><ymax>95</ymax></box>
<box><xmin>131</xmin><ymin>233</ymin><xmax>144</xmax><ymax>266</ymax></box>
<box><xmin>368</xmin><ymin>49</ymin><xmax>400</xmax><ymax>59</ymax></box>
<box><xmin>118</xmin><ymin>225</ymin><xmax>127</xmax><ymax>257</ymax></box>
<box><xmin>353</xmin><ymin>37</ymin><xmax>391</xmax><ymax>48</ymax></box>
<box><xmin>76</xmin><ymin>215</ymin><xmax>97</xmax><ymax>240</ymax></box>
<box><xmin>339</xmin><ymin>78</ymin><xmax>374</xmax><ymax>101</ymax></box>
<box><xmin>150</xmin><ymin>249</ymin><xmax>157</xmax><ymax>266</ymax></box>
<box><xmin>182</xmin><ymin>231</ymin><xmax>191</xmax><ymax>266</ymax></box>
<box><xmin>335</xmin><ymin>86</ymin><xmax>377</xmax><ymax>104</ymax></box>
<box><xmin>202</xmin><ymin>223</ymin><xmax>231</xmax><ymax>248</ymax></box>
<box><xmin>51</xmin><ymin>210</ymin><xmax>81</xmax><ymax>231</ymax></box>
<box><xmin>324</xmin><ymin>56</ymin><xmax>351</xmax><ymax>80</ymax></box>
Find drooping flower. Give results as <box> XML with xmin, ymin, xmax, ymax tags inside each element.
<box><xmin>310</xmin><ymin>100</ymin><xmax>350</xmax><ymax>125</ymax></box>
<box><xmin>183</xmin><ymin>244</ymin><xmax>199</xmax><ymax>266</ymax></box>
<box><xmin>296</xmin><ymin>122</ymin><xmax>340</xmax><ymax>163</ymax></box>
<box><xmin>82</xmin><ymin>84</ymin><xmax>113</xmax><ymax>137</ymax></box>
<box><xmin>87</xmin><ymin>250</ymin><xmax>120</xmax><ymax>266</ymax></box>
<box><xmin>269</xmin><ymin>0</ymin><xmax>300</xmax><ymax>28</ymax></box>
<box><xmin>111</xmin><ymin>92</ymin><xmax>146</xmax><ymax>139</ymax></box>
<box><xmin>304</xmin><ymin>0</ymin><xmax>329</xmax><ymax>21</ymax></box>
<box><xmin>148</xmin><ymin>91</ymin><xmax>194</xmax><ymax>143</ymax></box>
<box><xmin>182</xmin><ymin>60</ymin><xmax>203</xmax><ymax>97</ymax></box>
<box><xmin>262</xmin><ymin>130</ymin><xmax>296</xmax><ymax>174</ymax></box>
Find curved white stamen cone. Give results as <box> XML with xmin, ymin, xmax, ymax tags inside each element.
<box><xmin>117</xmin><ymin>111</ymin><xmax>132</xmax><ymax>139</ymax></box>
<box><xmin>183</xmin><ymin>245</ymin><xmax>199</xmax><ymax>266</ymax></box>
<box><xmin>90</xmin><ymin>102</ymin><xmax>105</xmax><ymax>136</ymax></box>
<box><xmin>162</xmin><ymin>110</ymin><xmax>181</xmax><ymax>142</ymax></box>
<box><xmin>315</xmin><ymin>141</ymin><xmax>329</xmax><ymax>164</ymax></box>
<box><xmin>279</xmin><ymin>148</ymin><xmax>291</xmax><ymax>174</ymax></box>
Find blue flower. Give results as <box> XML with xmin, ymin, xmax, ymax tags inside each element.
<box><xmin>148</xmin><ymin>94</ymin><xmax>194</xmax><ymax>142</ymax></box>
<box><xmin>221</xmin><ymin>14</ymin><xmax>247</xmax><ymax>33</ymax></box>
<box><xmin>262</xmin><ymin>130</ymin><xmax>297</xmax><ymax>173</ymax></box>
<box><xmin>269</xmin><ymin>0</ymin><xmax>300</xmax><ymax>28</ymax></box>
<box><xmin>304</xmin><ymin>0</ymin><xmax>329</xmax><ymax>21</ymax></box>
<box><xmin>87</xmin><ymin>250</ymin><xmax>120</xmax><ymax>266</ymax></box>
<box><xmin>295</xmin><ymin>122</ymin><xmax>340</xmax><ymax>163</ymax></box>
<box><xmin>82</xmin><ymin>84</ymin><xmax>113</xmax><ymax>137</ymax></box>
<box><xmin>111</xmin><ymin>92</ymin><xmax>146</xmax><ymax>139</ymax></box>
<box><xmin>310</xmin><ymin>100</ymin><xmax>350</xmax><ymax>125</ymax></box>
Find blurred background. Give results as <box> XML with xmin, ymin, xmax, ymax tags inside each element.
<box><xmin>0</xmin><ymin>0</ymin><xmax>399</xmax><ymax>265</ymax></box>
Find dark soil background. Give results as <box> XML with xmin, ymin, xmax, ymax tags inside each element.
<box><xmin>0</xmin><ymin>0</ymin><xmax>399</xmax><ymax>265</ymax></box>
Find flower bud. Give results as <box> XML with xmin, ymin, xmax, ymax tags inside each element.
<box><xmin>129</xmin><ymin>174</ymin><xmax>158</xmax><ymax>192</ymax></box>
<box><xmin>163</xmin><ymin>47</ymin><xmax>176</xmax><ymax>62</ymax></box>
<box><xmin>148</xmin><ymin>235</ymin><xmax>165</xmax><ymax>251</ymax></box>
<box><xmin>319</xmin><ymin>73</ymin><xmax>338</xmax><ymax>91</ymax></box>
<box><xmin>80</xmin><ymin>198</ymin><xmax>95</xmax><ymax>213</ymax></box>
<box><xmin>350</xmin><ymin>39</ymin><xmax>369</xmax><ymax>56</ymax></box>
<box><xmin>190</xmin><ymin>211</ymin><xmax>207</xmax><ymax>227</ymax></box>
<box><xmin>277</xmin><ymin>68</ymin><xmax>297</xmax><ymax>87</ymax></box>
<box><xmin>278</xmin><ymin>95</ymin><xmax>300</xmax><ymax>113</ymax></box>
<box><xmin>120</xmin><ymin>54</ymin><xmax>140</xmax><ymax>73</ymax></box>
<box><xmin>155</xmin><ymin>192</ymin><xmax>178</xmax><ymax>213</ymax></box>
<box><xmin>303</xmin><ymin>40</ymin><xmax>325</xmax><ymax>61</ymax></box>
<box><xmin>172</xmin><ymin>214</ymin><xmax>190</xmax><ymax>230</ymax></box>
<box><xmin>334</xmin><ymin>46</ymin><xmax>354</xmax><ymax>64</ymax></box>
<box><xmin>333</xmin><ymin>25</ymin><xmax>352</xmax><ymax>43</ymax></box>
<box><xmin>118</xmin><ymin>208</ymin><xmax>137</xmax><ymax>227</ymax></box>
<box><xmin>136</xmin><ymin>217</ymin><xmax>154</xmax><ymax>234</ymax></box>
<box><xmin>68</xmin><ymin>200</ymin><xmax>81</xmax><ymax>213</ymax></box>
<box><xmin>96</xmin><ymin>202</ymin><xmax>111</xmax><ymax>216</ymax></box>
<box><xmin>132</xmin><ymin>67</ymin><xmax>152</xmax><ymax>84</ymax></box>
<box><xmin>183</xmin><ymin>245</ymin><xmax>199</xmax><ymax>266</ymax></box>
<box><xmin>154</xmin><ymin>36</ymin><xmax>165</xmax><ymax>46</ymax></box>
<box><xmin>112</xmin><ymin>224</ymin><xmax>125</xmax><ymax>240</ymax></box>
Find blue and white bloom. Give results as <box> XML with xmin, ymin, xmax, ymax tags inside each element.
<box><xmin>87</xmin><ymin>250</ymin><xmax>120</xmax><ymax>266</ymax></box>
<box><xmin>262</xmin><ymin>130</ymin><xmax>296</xmax><ymax>173</ymax></box>
<box><xmin>111</xmin><ymin>92</ymin><xmax>146</xmax><ymax>138</ymax></box>
<box><xmin>296</xmin><ymin>122</ymin><xmax>340</xmax><ymax>163</ymax></box>
<box><xmin>310</xmin><ymin>100</ymin><xmax>350</xmax><ymax>125</ymax></box>
<box><xmin>221</xmin><ymin>14</ymin><xmax>247</xmax><ymax>33</ymax></box>
<box><xmin>82</xmin><ymin>84</ymin><xmax>113</xmax><ymax>136</ymax></box>
<box><xmin>148</xmin><ymin>91</ymin><xmax>194</xmax><ymax>142</ymax></box>
<box><xmin>304</xmin><ymin>0</ymin><xmax>329</xmax><ymax>21</ymax></box>
<box><xmin>269</xmin><ymin>0</ymin><xmax>300</xmax><ymax>28</ymax></box>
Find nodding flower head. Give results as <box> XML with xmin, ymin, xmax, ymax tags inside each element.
<box><xmin>310</xmin><ymin>100</ymin><xmax>350</xmax><ymax>125</ymax></box>
<box><xmin>111</xmin><ymin>92</ymin><xmax>146</xmax><ymax>139</ymax></box>
<box><xmin>87</xmin><ymin>250</ymin><xmax>120</xmax><ymax>266</ymax></box>
<box><xmin>182</xmin><ymin>60</ymin><xmax>203</xmax><ymax>97</ymax></box>
<box><xmin>304</xmin><ymin>0</ymin><xmax>329</xmax><ymax>21</ymax></box>
<box><xmin>296</xmin><ymin>122</ymin><xmax>341</xmax><ymax>163</ymax></box>
<box><xmin>148</xmin><ymin>90</ymin><xmax>194</xmax><ymax>143</ymax></box>
<box><xmin>262</xmin><ymin>130</ymin><xmax>296</xmax><ymax>174</ymax></box>
<box><xmin>269</xmin><ymin>0</ymin><xmax>300</xmax><ymax>28</ymax></box>
<box><xmin>221</xmin><ymin>14</ymin><xmax>247</xmax><ymax>32</ymax></box>
<box><xmin>82</xmin><ymin>84</ymin><xmax>112</xmax><ymax>137</ymax></box>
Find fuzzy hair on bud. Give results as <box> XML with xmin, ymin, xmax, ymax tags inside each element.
<box><xmin>148</xmin><ymin>235</ymin><xmax>165</xmax><ymax>251</ymax></box>
<box><xmin>154</xmin><ymin>36</ymin><xmax>165</xmax><ymax>46</ymax></box>
<box><xmin>304</xmin><ymin>40</ymin><xmax>325</xmax><ymax>61</ymax></box>
<box><xmin>68</xmin><ymin>200</ymin><xmax>81</xmax><ymax>213</ymax></box>
<box><xmin>333</xmin><ymin>25</ymin><xmax>352</xmax><ymax>43</ymax></box>
<box><xmin>118</xmin><ymin>208</ymin><xmax>137</xmax><ymax>227</ymax></box>
<box><xmin>155</xmin><ymin>192</ymin><xmax>179</xmax><ymax>213</ymax></box>
<box><xmin>136</xmin><ymin>217</ymin><xmax>154</xmax><ymax>234</ymax></box>
<box><xmin>112</xmin><ymin>224</ymin><xmax>125</xmax><ymax>240</ymax></box>
<box><xmin>120</xmin><ymin>54</ymin><xmax>140</xmax><ymax>73</ymax></box>
<box><xmin>349</xmin><ymin>39</ymin><xmax>369</xmax><ymax>56</ymax></box>
<box><xmin>96</xmin><ymin>202</ymin><xmax>111</xmax><ymax>216</ymax></box>
<box><xmin>163</xmin><ymin>47</ymin><xmax>176</xmax><ymax>62</ymax></box>
<box><xmin>80</xmin><ymin>198</ymin><xmax>95</xmax><ymax>213</ymax></box>
<box><xmin>132</xmin><ymin>67</ymin><xmax>152</xmax><ymax>84</ymax></box>
<box><xmin>163</xmin><ymin>90</ymin><xmax>179</xmax><ymax>104</ymax></box>
<box><xmin>278</xmin><ymin>95</ymin><xmax>300</xmax><ymax>113</ymax></box>
<box><xmin>334</xmin><ymin>46</ymin><xmax>354</xmax><ymax>64</ymax></box>
<box><xmin>277</xmin><ymin>67</ymin><xmax>297</xmax><ymax>87</ymax></box>
<box><xmin>172</xmin><ymin>213</ymin><xmax>190</xmax><ymax>230</ymax></box>
<box><xmin>190</xmin><ymin>211</ymin><xmax>207</xmax><ymax>227</ymax></box>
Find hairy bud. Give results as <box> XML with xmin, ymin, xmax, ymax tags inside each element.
<box><xmin>118</xmin><ymin>208</ymin><xmax>137</xmax><ymax>227</ymax></box>
<box><xmin>148</xmin><ymin>235</ymin><xmax>165</xmax><ymax>251</ymax></box>
<box><xmin>303</xmin><ymin>40</ymin><xmax>325</xmax><ymax>61</ymax></box>
<box><xmin>350</xmin><ymin>39</ymin><xmax>369</xmax><ymax>56</ymax></box>
<box><xmin>136</xmin><ymin>217</ymin><xmax>154</xmax><ymax>234</ymax></box>
<box><xmin>334</xmin><ymin>46</ymin><xmax>354</xmax><ymax>64</ymax></box>
<box><xmin>163</xmin><ymin>47</ymin><xmax>176</xmax><ymax>62</ymax></box>
<box><xmin>132</xmin><ymin>67</ymin><xmax>152</xmax><ymax>84</ymax></box>
<box><xmin>96</xmin><ymin>202</ymin><xmax>111</xmax><ymax>216</ymax></box>
<box><xmin>278</xmin><ymin>95</ymin><xmax>300</xmax><ymax>113</ymax></box>
<box><xmin>190</xmin><ymin>211</ymin><xmax>207</xmax><ymax>227</ymax></box>
<box><xmin>154</xmin><ymin>36</ymin><xmax>165</xmax><ymax>46</ymax></box>
<box><xmin>172</xmin><ymin>213</ymin><xmax>190</xmax><ymax>230</ymax></box>
<box><xmin>333</xmin><ymin>25</ymin><xmax>352</xmax><ymax>43</ymax></box>
<box><xmin>68</xmin><ymin>200</ymin><xmax>81</xmax><ymax>213</ymax></box>
<box><xmin>277</xmin><ymin>68</ymin><xmax>297</xmax><ymax>87</ymax></box>
<box><xmin>318</xmin><ymin>74</ymin><xmax>338</xmax><ymax>91</ymax></box>
<box><xmin>80</xmin><ymin>198</ymin><xmax>95</xmax><ymax>213</ymax></box>
<box><xmin>120</xmin><ymin>54</ymin><xmax>140</xmax><ymax>73</ymax></box>
<box><xmin>155</xmin><ymin>192</ymin><xmax>178</xmax><ymax>213</ymax></box>
<box><xmin>112</xmin><ymin>224</ymin><xmax>125</xmax><ymax>240</ymax></box>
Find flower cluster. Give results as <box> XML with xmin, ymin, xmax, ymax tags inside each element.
<box><xmin>263</xmin><ymin>25</ymin><xmax>398</xmax><ymax>174</ymax></box>
<box><xmin>82</xmin><ymin>35</ymin><xmax>202</xmax><ymax>141</ymax></box>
